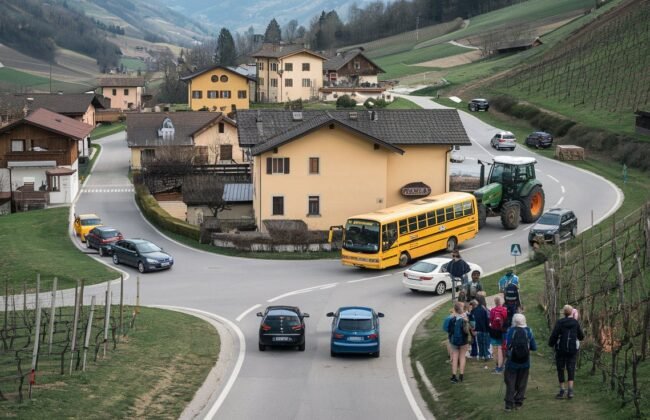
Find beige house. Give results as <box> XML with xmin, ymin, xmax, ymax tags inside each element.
<box><xmin>252</xmin><ymin>44</ymin><xmax>326</xmax><ymax>103</ymax></box>
<box><xmin>126</xmin><ymin>112</ymin><xmax>242</xmax><ymax>170</ymax></box>
<box><xmin>321</xmin><ymin>48</ymin><xmax>390</xmax><ymax>103</ymax></box>
<box><xmin>237</xmin><ymin>109</ymin><xmax>471</xmax><ymax>231</ymax></box>
<box><xmin>97</xmin><ymin>77</ymin><xmax>145</xmax><ymax>111</ymax></box>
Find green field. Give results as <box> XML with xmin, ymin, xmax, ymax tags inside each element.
<box><xmin>0</xmin><ymin>207</ymin><xmax>117</xmax><ymax>291</ymax></box>
<box><xmin>0</xmin><ymin>67</ymin><xmax>93</xmax><ymax>93</ymax></box>
<box><xmin>376</xmin><ymin>43</ymin><xmax>470</xmax><ymax>79</ymax></box>
<box><xmin>120</xmin><ymin>57</ymin><xmax>147</xmax><ymax>71</ymax></box>
<box><xmin>91</xmin><ymin>122</ymin><xmax>126</xmax><ymax>139</ymax></box>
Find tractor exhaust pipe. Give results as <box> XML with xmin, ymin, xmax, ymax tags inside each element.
<box><xmin>478</xmin><ymin>160</ymin><xmax>485</xmax><ymax>187</ymax></box>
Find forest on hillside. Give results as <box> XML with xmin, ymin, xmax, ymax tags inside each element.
<box><xmin>0</xmin><ymin>0</ymin><xmax>121</xmax><ymax>71</ymax></box>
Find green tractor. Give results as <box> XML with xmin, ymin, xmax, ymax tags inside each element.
<box><xmin>473</xmin><ymin>156</ymin><xmax>545</xmax><ymax>230</ymax></box>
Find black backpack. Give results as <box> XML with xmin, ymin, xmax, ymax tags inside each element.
<box><xmin>508</xmin><ymin>327</ymin><xmax>530</xmax><ymax>363</ymax></box>
<box><xmin>504</xmin><ymin>283</ymin><xmax>519</xmax><ymax>304</ymax></box>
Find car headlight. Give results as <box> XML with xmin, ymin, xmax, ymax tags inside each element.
<box><xmin>547</xmin><ymin>230</ymin><xmax>558</xmax><ymax>234</ymax></box>
<box><xmin>146</xmin><ymin>258</ymin><xmax>158</xmax><ymax>264</ymax></box>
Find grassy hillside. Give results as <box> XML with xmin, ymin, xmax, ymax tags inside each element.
<box><xmin>0</xmin><ymin>68</ymin><xmax>93</xmax><ymax>93</ymax></box>
<box><xmin>376</xmin><ymin>43</ymin><xmax>470</xmax><ymax>79</ymax></box>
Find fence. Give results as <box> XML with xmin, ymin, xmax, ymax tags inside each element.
<box><xmin>542</xmin><ymin>202</ymin><xmax>649</xmax><ymax>417</ymax></box>
<box><xmin>0</xmin><ymin>276</ymin><xmax>140</xmax><ymax>402</ymax></box>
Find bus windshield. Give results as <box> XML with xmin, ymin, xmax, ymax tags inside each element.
<box><xmin>343</xmin><ymin>219</ymin><xmax>380</xmax><ymax>253</ymax></box>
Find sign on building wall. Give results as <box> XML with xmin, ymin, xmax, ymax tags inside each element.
<box><xmin>400</xmin><ymin>182</ymin><xmax>432</xmax><ymax>198</ymax></box>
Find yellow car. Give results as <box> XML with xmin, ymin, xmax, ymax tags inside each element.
<box><xmin>73</xmin><ymin>213</ymin><xmax>103</xmax><ymax>242</ymax></box>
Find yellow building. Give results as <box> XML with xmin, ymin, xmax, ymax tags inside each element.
<box><xmin>252</xmin><ymin>44</ymin><xmax>326</xmax><ymax>103</ymax></box>
<box><xmin>97</xmin><ymin>77</ymin><xmax>144</xmax><ymax>111</ymax></box>
<box><xmin>126</xmin><ymin>112</ymin><xmax>243</xmax><ymax>170</ymax></box>
<box><xmin>237</xmin><ymin>109</ymin><xmax>471</xmax><ymax>231</ymax></box>
<box><xmin>180</xmin><ymin>65</ymin><xmax>255</xmax><ymax>113</ymax></box>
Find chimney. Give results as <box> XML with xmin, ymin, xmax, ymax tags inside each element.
<box><xmin>369</xmin><ymin>110</ymin><xmax>378</xmax><ymax>121</ymax></box>
<box><xmin>23</xmin><ymin>97</ymin><xmax>34</xmax><ymax>117</ymax></box>
<box><xmin>256</xmin><ymin>110</ymin><xmax>264</xmax><ymax>136</ymax></box>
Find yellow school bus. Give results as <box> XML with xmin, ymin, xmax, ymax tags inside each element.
<box><xmin>334</xmin><ymin>192</ymin><xmax>478</xmax><ymax>269</ymax></box>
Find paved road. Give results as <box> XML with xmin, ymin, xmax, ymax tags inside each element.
<box><xmin>73</xmin><ymin>99</ymin><xmax>621</xmax><ymax>419</ymax></box>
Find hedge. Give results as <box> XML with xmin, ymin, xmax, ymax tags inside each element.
<box><xmin>134</xmin><ymin>185</ymin><xmax>200</xmax><ymax>241</ymax></box>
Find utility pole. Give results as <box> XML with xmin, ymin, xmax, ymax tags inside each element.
<box><xmin>416</xmin><ymin>15</ymin><xmax>420</xmax><ymax>41</ymax></box>
<box><xmin>49</xmin><ymin>64</ymin><xmax>52</xmax><ymax>94</ymax></box>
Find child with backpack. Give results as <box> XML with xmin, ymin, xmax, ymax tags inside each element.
<box><xmin>548</xmin><ymin>305</ymin><xmax>585</xmax><ymax>400</ymax></box>
<box><xmin>442</xmin><ymin>308</ymin><xmax>455</xmax><ymax>363</ymax></box>
<box><xmin>447</xmin><ymin>301</ymin><xmax>470</xmax><ymax>383</ymax></box>
<box><xmin>489</xmin><ymin>296</ymin><xmax>509</xmax><ymax>373</ymax></box>
<box><xmin>504</xmin><ymin>313</ymin><xmax>538</xmax><ymax>411</ymax></box>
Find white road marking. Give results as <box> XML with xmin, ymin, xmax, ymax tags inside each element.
<box><xmin>524</xmin><ymin>225</ymin><xmax>533</xmax><ymax>231</ymax></box>
<box><xmin>236</xmin><ymin>304</ymin><xmax>262</xmax><ymax>322</ymax></box>
<box><xmin>347</xmin><ymin>273</ymin><xmax>393</xmax><ymax>283</ymax></box>
<box><xmin>319</xmin><ymin>284</ymin><xmax>337</xmax><ymax>290</ymax></box>
<box><xmin>266</xmin><ymin>282</ymin><xmax>338</xmax><ymax>302</ymax></box>
<box><xmin>554</xmin><ymin>197</ymin><xmax>565</xmax><ymax>207</ymax></box>
<box><xmin>500</xmin><ymin>233</ymin><xmax>514</xmax><ymax>239</ymax></box>
<box><xmin>561</xmin><ymin>185</ymin><xmax>566</xmax><ymax>194</ymax></box>
<box><xmin>462</xmin><ymin>241</ymin><xmax>492</xmax><ymax>251</ymax></box>
<box><xmin>397</xmin><ymin>298</ymin><xmax>449</xmax><ymax>420</ymax></box>
<box><xmin>469</xmin><ymin>136</ymin><xmax>494</xmax><ymax>158</ymax></box>
<box><xmin>547</xmin><ymin>174</ymin><xmax>560</xmax><ymax>183</ymax></box>
<box><xmin>415</xmin><ymin>361</ymin><xmax>439</xmax><ymax>402</ymax></box>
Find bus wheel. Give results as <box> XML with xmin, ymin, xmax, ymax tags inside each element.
<box><xmin>446</xmin><ymin>237</ymin><xmax>458</xmax><ymax>252</ymax></box>
<box><xmin>399</xmin><ymin>253</ymin><xmax>410</xmax><ymax>267</ymax></box>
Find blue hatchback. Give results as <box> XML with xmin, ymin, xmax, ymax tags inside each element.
<box><xmin>327</xmin><ymin>306</ymin><xmax>384</xmax><ymax>358</ymax></box>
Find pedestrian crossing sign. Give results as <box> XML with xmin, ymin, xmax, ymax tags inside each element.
<box><xmin>510</xmin><ymin>244</ymin><xmax>522</xmax><ymax>256</ymax></box>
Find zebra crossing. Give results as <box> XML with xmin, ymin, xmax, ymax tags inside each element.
<box><xmin>82</xmin><ymin>186</ymin><xmax>134</xmax><ymax>194</ymax></box>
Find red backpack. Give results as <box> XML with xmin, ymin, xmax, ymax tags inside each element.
<box><xmin>490</xmin><ymin>306</ymin><xmax>508</xmax><ymax>332</ymax></box>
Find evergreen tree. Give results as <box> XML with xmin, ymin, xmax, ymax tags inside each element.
<box><xmin>216</xmin><ymin>28</ymin><xmax>237</xmax><ymax>66</ymax></box>
<box><xmin>264</xmin><ymin>18</ymin><xmax>282</xmax><ymax>44</ymax></box>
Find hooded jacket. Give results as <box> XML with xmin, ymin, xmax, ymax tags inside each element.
<box><xmin>548</xmin><ymin>316</ymin><xmax>585</xmax><ymax>354</ymax></box>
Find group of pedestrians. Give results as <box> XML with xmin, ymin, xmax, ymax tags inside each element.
<box><xmin>442</xmin><ymin>253</ymin><xmax>586</xmax><ymax>411</ymax></box>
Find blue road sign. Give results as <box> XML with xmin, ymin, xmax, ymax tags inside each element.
<box><xmin>511</xmin><ymin>244</ymin><xmax>522</xmax><ymax>256</ymax></box>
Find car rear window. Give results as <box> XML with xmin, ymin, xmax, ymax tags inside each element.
<box><xmin>338</xmin><ymin>318</ymin><xmax>373</xmax><ymax>331</ymax></box>
<box><xmin>100</xmin><ymin>230</ymin><xmax>120</xmax><ymax>239</ymax></box>
<box><xmin>409</xmin><ymin>261</ymin><xmax>437</xmax><ymax>273</ymax></box>
<box><xmin>503</xmin><ymin>135</ymin><xmax>515</xmax><ymax>139</ymax></box>
<box><xmin>266</xmin><ymin>315</ymin><xmax>300</xmax><ymax>328</ymax></box>
<box><xmin>81</xmin><ymin>218</ymin><xmax>101</xmax><ymax>226</ymax></box>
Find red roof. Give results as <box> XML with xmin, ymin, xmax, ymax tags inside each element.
<box><xmin>0</xmin><ymin>108</ymin><xmax>93</xmax><ymax>140</ymax></box>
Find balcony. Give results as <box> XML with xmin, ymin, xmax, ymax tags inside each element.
<box><xmin>5</xmin><ymin>150</ymin><xmax>71</xmax><ymax>167</ymax></box>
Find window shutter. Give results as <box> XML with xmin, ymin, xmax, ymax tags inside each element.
<box><xmin>266</xmin><ymin>157</ymin><xmax>272</xmax><ymax>174</ymax></box>
<box><xmin>284</xmin><ymin>158</ymin><xmax>290</xmax><ymax>174</ymax></box>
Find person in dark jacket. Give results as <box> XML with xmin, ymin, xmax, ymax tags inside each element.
<box><xmin>464</xmin><ymin>270</ymin><xmax>484</xmax><ymax>302</ymax></box>
<box><xmin>447</xmin><ymin>250</ymin><xmax>471</xmax><ymax>286</ymax></box>
<box><xmin>504</xmin><ymin>313</ymin><xmax>537</xmax><ymax>411</ymax></box>
<box><xmin>471</xmin><ymin>295</ymin><xmax>491</xmax><ymax>361</ymax></box>
<box><xmin>503</xmin><ymin>281</ymin><xmax>521</xmax><ymax>328</ymax></box>
<box><xmin>548</xmin><ymin>304</ymin><xmax>585</xmax><ymax>399</ymax></box>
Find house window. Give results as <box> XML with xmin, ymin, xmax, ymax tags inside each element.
<box><xmin>272</xmin><ymin>196</ymin><xmax>284</xmax><ymax>215</ymax></box>
<box><xmin>238</xmin><ymin>90</ymin><xmax>247</xmax><ymax>99</ymax></box>
<box><xmin>211</xmin><ymin>75</ymin><xmax>219</xmax><ymax>82</ymax></box>
<box><xmin>220</xmin><ymin>144</ymin><xmax>233</xmax><ymax>161</ymax></box>
<box><xmin>195</xmin><ymin>146</ymin><xmax>208</xmax><ymax>165</ymax></box>
<box><xmin>285</xmin><ymin>63</ymin><xmax>293</xmax><ymax>71</ymax></box>
<box><xmin>309</xmin><ymin>157</ymin><xmax>319</xmax><ymax>174</ymax></box>
<box><xmin>192</xmin><ymin>90</ymin><xmax>202</xmax><ymax>99</ymax></box>
<box><xmin>270</xmin><ymin>62</ymin><xmax>278</xmax><ymax>72</ymax></box>
<box><xmin>11</xmin><ymin>139</ymin><xmax>25</xmax><ymax>152</ymax></box>
<box><xmin>266</xmin><ymin>157</ymin><xmax>290</xmax><ymax>174</ymax></box>
<box><xmin>258</xmin><ymin>62</ymin><xmax>264</xmax><ymax>71</ymax></box>
<box><xmin>270</xmin><ymin>78</ymin><xmax>278</xmax><ymax>88</ymax></box>
<box><xmin>112</xmin><ymin>89</ymin><xmax>117</xmax><ymax>96</ymax></box>
<box><xmin>141</xmin><ymin>149</ymin><xmax>155</xmax><ymax>164</ymax></box>
<box><xmin>207</xmin><ymin>90</ymin><xmax>218</xmax><ymax>99</ymax></box>
<box><xmin>302</xmin><ymin>63</ymin><xmax>310</xmax><ymax>71</ymax></box>
<box><xmin>220</xmin><ymin>75</ymin><xmax>229</xmax><ymax>82</ymax></box>
<box><xmin>259</xmin><ymin>77</ymin><xmax>264</xmax><ymax>86</ymax></box>
<box><xmin>308</xmin><ymin>196</ymin><xmax>320</xmax><ymax>216</ymax></box>
<box><xmin>124</xmin><ymin>89</ymin><xmax>129</xmax><ymax>95</ymax></box>
<box><xmin>302</xmin><ymin>79</ymin><xmax>311</xmax><ymax>87</ymax></box>
<box><xmin>354</xmin><ymin>60</ymin><xmax>360</xmax><ymax>70</ymax></box>
<box><xmin>285</xmin><ymin>79</ymin><xmax>293</xmax><ymax>87</ymax></box>
<box><xmin>218</xmin><ymin>122</ymin><xmax>225</xmax><ymax>133</ymax></box>
<box><xmin>221</xmin><ymin>90</ymin><xmax>232</xmax><ymax>98</ymax></box>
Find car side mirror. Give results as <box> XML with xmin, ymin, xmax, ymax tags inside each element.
<box><xmin>302</xmin><ymin>313</ymin><xmax>310</xmax><ymax>318</ymax></box>
<box><xmin>377</xmin><ymin>312</ymin><xmax>385</xmax><ymax>318</ymax></box>
<box><xmin>326</xmin><ymin>312</ymin><xmax>334</xmax><ymax>317</ymax></box>
<box><xmin>256</xmin><ymin>312</ymin><xmax>263</xmax><ymax>317</ymax></box>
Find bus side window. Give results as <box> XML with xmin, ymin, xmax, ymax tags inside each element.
<box><xmin>445</xmin><ymin>206</ymin><xmax>454</xmax><ymax>221</ymax></box>
<box><xmin>463</xmin><ymin>200</ymin><xmax>473</xmax><ymax>216</ymax></box>
<box><xmin>426</xmin><ymin>211</ymin><xmax>435</xmax><ymax>226</ymax></box>
<box><xmin>454</xmin><ymin>203</ymin><xmax>463</xmax><ymax>218</ymax></box>
<box><xmin>382</xmin><ymin>222</ymin><xmax>398</xmax><ymax>251</ymax></box>
<box><xmin>417</xmin><ymin>214</ymin><xmax>427</xmax><ymax>229</ymax></box>
<box><xmin>399</xmin><ymin>219</ymin><xmax>408</xmax><ymax>235</ymax></box>
<box><xmin>408</xmin><ymin>217</ymin><xmax>417</xmax><ymax>232</ymax></box>
<box><xmin>436</xmin><ymin>208</ymin><xmax>445</xmax><ymax>224</ymax></box>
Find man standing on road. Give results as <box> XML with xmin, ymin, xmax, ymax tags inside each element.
<box><xmin>447</xmin><ymin>250</ymin><xmax>471</xmax><ymax>288</ymax></box>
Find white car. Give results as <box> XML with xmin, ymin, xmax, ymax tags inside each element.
<box><xmin>402</xmin><ymin>257</ymin><xmax>483</xmax><ymax>294</ymax></box>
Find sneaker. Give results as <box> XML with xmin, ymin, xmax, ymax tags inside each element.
<box><xmin>556</xmin><ymin>389</ymin><xmax>565</xmax><ymax>399</ymax></box>
<box><xmin>450</xmin><ymin>375</ymin><xmax>458</xmax><ymax>384</ymax></box>
<box><xmin>492</xmin><ymin>367</ymin><xmax>503</xmax><ymax>374</ymax></box>
<box><xmin>567</xmin><ymin>389</ymin><xmax>574</xmax><ymax>399</ymax></box>
<box><xmin>514</xmin><ymin>403</ymin><xmax>523</xmax><ymax>410</ymax></box>
<box><xmin>504</xmin><ymin>406</ymin><xmax>513</xmax><ymax>412</ymax></box>
<box><xmin>459</xmin><ymin>374</ymin><xmax>464</xmax><ymax>382</ymax></box>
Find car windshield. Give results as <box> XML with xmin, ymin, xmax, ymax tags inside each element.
<box><xmin>338</xmin><ymin>318</ymin><xmax>373</xmax><ymax>331</ymax></box>
<box><xmin>81</xmin><ymin>218</ymin><xmax>101</xmax><ymax>226</ymax></box>
<box><xmin>538</xmin><ymin>213</ymin><xmax>561</xmax><ymax>225</ymax></box>
<box><xmin>409</xmin><ymin>261</ymin><xmax>438</xmax><ymax>273</ymax></box>
<box><xmin>266</xmin><ymin>315</ymin><xmax>300</xmax><ymax>328</ymax></box>
<box><xmin>136</xmin><ymin>242</ymin><xmax>162</xmax><ymax>253</ymax></box>
<box><xmin>343</xmin><ymin>219</ymin><xmax>380</xmax><ymax>253</ymax></box>
<box><xmin>101</xmin><ymin>230</ymin><xmax>120</xmax><ymax>239</ymax></box>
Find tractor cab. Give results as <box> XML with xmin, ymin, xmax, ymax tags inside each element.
<box><xmin>488</xmin><ymin>156</ymin><xmax>537</xmax><ymax>191</ymax></box>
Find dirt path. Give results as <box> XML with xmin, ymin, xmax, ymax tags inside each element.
<box><xmin>415</xmin><ymin>49</ymin><xmax>483</xmax><ymax>68</ymax></box>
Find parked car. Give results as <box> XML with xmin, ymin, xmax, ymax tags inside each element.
<box><xmin>112</xmin><ymin>239</ymin><xmax>173</xmax><ymax>273</ymax></box>
<box><xmin>73</xmin><ymin>214</ymin><xmax>102</xmax><ymax>242</ymax></box>
<box><xmin>403</xmin><ymin>257</ymin><xmax>483</xmax><ymax>294</ymax></box>
<box><xmin>85</xmin><ymin>226</ymin><xmax>123</xmax><ymax>256</ymax></box>
<box><xmin>490</xmin><ymin>131</ymin><xmax>517</xmax><ymax>151</ymax></box>
<box><xmin>528</xmin><ymin>208</ymin><xmax>578</xmax><ymax>246</ymax></box>
<box><xmin>525</xmin><ymin>131</ymin><xmax>554</xmax><ymax>149</ymax></box>
<box><xmin>327</xmin><ymin>306</ymin><xmax>383</xmax><ymax>358</ymax></box>
<box><xmin>257</xmin><ymin>306</ymin><xmax>309</xmax><ymax>351</ymax></box>
<box><xmin>468</xmin><ymin>98</ymin><xmax>489</xmax><ymax>112</ymax></box>
<box><xmin>450</xmin><ymin>145</ymin><xmax>465</xmax><ymax>163</ymax></box>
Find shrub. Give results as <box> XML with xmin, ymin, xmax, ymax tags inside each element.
<box><xmin>489</xmin><ymin>95</ymin><xmax>517</xmax><ymax>113</ymax></box>
<box><xmin>284</xmin><ymin>99</ymin><xmax>304</xmax><ymax>110</ymax></box>
<box><xmin>336</xmin><ymin>95</ymin><xmax>357</xmax><ymax>109</ymax></box>
<box><xmin>364</xmin><ymin>98</ymin><xmax>388</xmax><ymax>109</ymax></box>
<box><xmin>134</xmin><ymin>185</ymin><xmax>199</xmax><ymax>241</ymax></box>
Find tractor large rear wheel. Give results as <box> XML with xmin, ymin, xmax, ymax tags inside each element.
<box><xmin>520</xmin><ymin>186</ymin><xmax>545</xmax><ymax>223</ymax></box>
<box><xmin>501</xmin><ymin>201</ymin><xmax>521</xmax><ymax>230</ymax></box>
<box><xmin>478</xmin><ymin>203</ymin><xmax>487</xmax><ymax>229</ymax></box>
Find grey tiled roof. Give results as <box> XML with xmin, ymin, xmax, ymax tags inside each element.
<box><xmin>238</xmin><ymin>109</ymin><xmax>470</xmax><ymax>155</ymax></box>
<box><xmin>223</xmin><ymin>183</ymin><xmax>253</xmax><ymax>202</ymax></box>
<box><xmin>323</xmin><ymin>49</ymin><xmax>385</xmax><ymax>73</ymax></box>
<box><xmin>252</xmin><ymin>43</ymin><xmax>326</xmax><ymax>60</ymax></box>
<box><xmin>0</xmin><ymin>93</ymin><xmax>106</xmax><ymax>115</ymax></box>
<box><xmin>126</xmin><ymin>112</ymin><xmax>221</xmax><ymax>147</ymax></box>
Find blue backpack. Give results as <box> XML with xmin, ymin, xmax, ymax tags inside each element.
<box><xmin>442</xmin><ymin>315</ymin><xmax>453</xmax><ymax>334</ymax></box>
<box><xmin>449</xmin><ymin>317</ymin><xmax>467</xmax><ymax>346</ymax></box>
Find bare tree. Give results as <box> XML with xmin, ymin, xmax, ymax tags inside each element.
<box><xmin>182</xmin><ymin>174</ymin><xmax>228</xmax><ymax>217</ymax></box>
<box><xmin>141</xmin><ymin>146</ymin><xmax>195</xmax><ymax>193</ymax></box>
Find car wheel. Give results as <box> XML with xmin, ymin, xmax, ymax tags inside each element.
<box><xmin>446</xmin><ymin>236</ymin><xmax>457</xmax><ymax>252</ymax></box>
<box><xmin>410</xmin><ymin>288</ymin><xmax>419</xmax><ymax>293</ymax></box>
<box><xmin>372</xmin><ymin>351</ymin><xmax>380</xmax><ymax>358</ymax></box>
<box><xmin>535</xmin><ymin>140</ymin><xmax>541</xmax><ymax>149</ymax></box>
<box><xmin>98</xmin><ymin>247</ymin><xmax>105</xmax><ymax>257</ymax></box>
<box><xmin>435</xmin><ymin>281</ymin><xmax>447</xmax><ymax>295</ymax></box>
<box><xmin>259</xmin><ymin>343</ymin><xmax>266</xmax><ymax>351</ymax></box>
<box><xmin>330</xmin><ymin>349</ymin><xmax>337</xmax><ymax>358</ymax></box>
<box><xmin>398</xmin><ymin>252</ymin><xmax>410</xmax><ymax>267</ymax></box>
<box><xmin>137</xmin><ymin>261</ymin><xmax>146</xmax><ymax>273</ymax></box>
<box><xmin>85</xmin><ymin>240</ymin><xmax>91</xmax><ymax>249</ymax></box>
<box><xmin>298</xmin><ymin>342</ymin><xmax>305</xmax><ymax>351</ymax></box>
<box><xmin>478</xmin><ymin>203</ymin><xmax>487</xmax><ymax>229</ymax></box>
<box><xmin>112</xmin><ymin>254</ymin><xmax>119</xmax><ymax>265</ymax></box>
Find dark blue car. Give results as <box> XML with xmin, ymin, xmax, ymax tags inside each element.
<box><xmin>327</xmin><ymin>306</ymin><xmax>384</xmax><ymax>358</ymax></box>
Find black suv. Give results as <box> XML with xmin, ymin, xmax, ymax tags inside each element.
<box><xmin>528</xmin><ymin>208</ymin><xmax>577</xmax><ymax>245</ymax></box>
<box><xmin>468</xmin><ymin>98</ymin><xmax>489</xmax><ymax>112</ymax></box>
<box><xmin>525</xmin><ymin>131</ymin><xmax>554</xmax><ymax>149</ymax></box>
<box><xmin>257</xmin><ymin>306</ymin><xmax>309</xmax><ymax>351</ymax></box>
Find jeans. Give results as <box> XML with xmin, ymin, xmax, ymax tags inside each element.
<box><xmin>504</xmin><ymin>367</ymin><xmax>529</xmax><ymax>407</ymax></box>
<box><xmin>470</xmin><ymin>335</ymin><xmax>478</xmax><ymax>357</ymax></box>
<box><xmin>477</xmin><ymin>331</ymin><xmax>491</xmax><ymax>359</ymax></box>
<box><xmin>556</xmin><ymin>351</ymin><xmax>578</xmax><ymax>382</ymax></box>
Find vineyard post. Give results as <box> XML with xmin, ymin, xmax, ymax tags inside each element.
<box><xmin>79</xmin><ymin>279</ymin><xmax>85</xmax><ymax>312</ymax></box>
<box><xmin>82</xmin><ymin>296</ymin><xmax>96</xmax><ymax>372</ymax></box>
<box><xmin>47</xmin><ymin>277</ymin><xmax>57</xmax><ymax>354</ymax></box>
<box><xmin>119</xmin><ymin>274</ymin><xmax>124</xmax><ymax>339</ymax></box>
<box><xmin>29</xmin><ymin>302</ymin><xmax>42</xmax><ymax>399</ymax></box>
<box><xmin>69</xmin><ymin>280</ymin><xmax>80</xmax><ymax>375</ymax></box>
<box><xmin>103</xmin><ymin>282</ymin><xmax>111</xmax><ymax>358</ymax></box>
<box><xmin>3</xmin><ymin>279</ymin><xmax>7</xmax><ymax>347</ymax></box>
<box><xmin>23</xmin><ymin>280</ymin><xmax>26</xmax><ymax>313</ymax></box>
